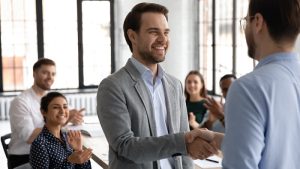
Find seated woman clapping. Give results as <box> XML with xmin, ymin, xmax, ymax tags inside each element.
<box><xmin>29</xmin><ymin>92</ymin><xmax>92</xmax><ymax>169</ymax></box>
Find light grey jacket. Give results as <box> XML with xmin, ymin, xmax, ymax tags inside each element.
<box><xmin>97</xmin><ymin>59</ymin><xmax>193</xmax><ymax>169</ymax></box>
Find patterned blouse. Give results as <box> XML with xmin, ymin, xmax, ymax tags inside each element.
<box><xmin>30</xmin><ymin>126</ymin><xmax>91</xmax><ymax>169</ymax></box>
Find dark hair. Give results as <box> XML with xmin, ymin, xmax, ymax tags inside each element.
<box><xmin>184</xmin><ymin>70</ymin><xmax>207</xmax><ymax>101</ymax></box>
<box><xmin>40</xmin><ymin>92</ymin><xmax>67</xmax><ymax>113</ymax></box>
<box><xmin>33</xmin><ymin>58</ymin><xmax>56</xmax><ymax>72</ymax></box>
<box><xmin>248</xmin><ymin>0</ymin><xmax>300</xmax><ymax>42</ymax></box>
<box><xmin>123</xmin><ymin>2</ymin><xmax>169</xmax><ymax>52</ymax></box>
<box><xmin>220</xmin><ymin>74</ymin><xmax>237</xmax><ymax>82</ymax></box>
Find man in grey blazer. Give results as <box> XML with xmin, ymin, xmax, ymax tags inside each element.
<box><xmin>97</xmin><ymin>2</ymin><xmax>217</xmax><ymax>169</ymax></box>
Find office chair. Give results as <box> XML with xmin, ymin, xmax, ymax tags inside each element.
<box><xmin>1</xmin><ymin>133</ymin><xmax>11</xmax><ymax>158</ymax></box>
<box><xmin>1</xmin><ymin>133</ymin><xmax>13</xmax><ymax>169</ymax></box>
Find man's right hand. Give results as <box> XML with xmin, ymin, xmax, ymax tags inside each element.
<box><xmin>187</xmin><ymin>138</ymin><xmax>218</xmax><ymax>159</ymax></box>
<box><xmin>185</xmin><ymin>129</ymin><xmax>218</xmax><ymax>159</ymax></box>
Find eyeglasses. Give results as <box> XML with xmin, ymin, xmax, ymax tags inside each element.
<box><xmin>239</xmin><ymin>16</ymin><xmax>255</xmax><ymax>32</ymax></box>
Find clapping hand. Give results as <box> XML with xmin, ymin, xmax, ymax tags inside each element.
<box><xmin>68</xmin><ymin>148</ymin><xmax>93</xmax><ymax>164</ymax></box>
<box><xmin>69</xmin><ymin>108</ymin><xmax>85</xmax><ymax>125</ymax></box>
<box><xmin>188</xmin><ymin>112</ymin><xmax>200</xmax><ymax>129</ymax></box>
<box><xmin>204</xmin><ymin>97</ymin><xmax>224</xmax><ymax>120</ymax></box>
<box><xmin>67</xmin><ymin>130</ymin><xmax>82</xmax><ymax>151</ymax></box>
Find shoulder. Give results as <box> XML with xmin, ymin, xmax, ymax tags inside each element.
<box><xmin>11</xmin><ymin>89</ymin><xmax>33</xmax><ymax>104</ymax></box>
<box><xmin>10</xmin><ymin>89</ymin><xmax>33</xmax><ymax>112</ymax></box>
<box><xmin>97</xmin><ymin>67</ymin><xmax>132</xmax><ymax>99</ymax></box>
<box><xmin>231</xmin><ymin>64</ymin><xmax>282</xmax><ymax>96</ymax></box>
<box><xmin>31</xmin><ymin>133</ymin><xmax>47</xmax><ymax>150</ymax></box>
<box><xmin>100</xmin><ymin>67</ymin><xmax>131</xmax><ymax>86</ymax></box>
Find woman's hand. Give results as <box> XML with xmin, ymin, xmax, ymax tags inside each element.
<box><xmin>67</xmin><ymin>130</ymin><xmax>82</xmax><ymax>151</ymax></box>
<box><xmin>189</xmin><ymin>112</ymin><xmax>201</xmax><ymax>129</ymax></box>
<box><xmin>68</xmin><ymin>148</ymin><xmax>93</xmax><ymax>164</ymax></box>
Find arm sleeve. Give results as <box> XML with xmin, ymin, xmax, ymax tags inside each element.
<box><xmin>30</xmin><ymin>140</ymin><xmax>50</xmax><ymax>169</ymax></box>
<box><xmin>222</xmin><ymin>81</ymin><xmax>266</xmax><ymax>169</ymax></box>
<box><xmin>9</xmin><ymin>98</ymin><xmax>36</xmax><ymax>141</ymax></box>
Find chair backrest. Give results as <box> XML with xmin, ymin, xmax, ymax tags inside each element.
<box><xmin>1</xmin><ymin>133</ymin><xmax>11</xmax><ymax>158</ymax></box>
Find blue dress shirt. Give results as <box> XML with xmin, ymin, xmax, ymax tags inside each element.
<box><xmin>131</xmin><ymin>57</ymin><xmax>173</xmax><ymax>169</ymax></box>
<box><xmin>222</xmin><ymin>52</ymin><xmax>300</xmax><ymax>169</ymax></box>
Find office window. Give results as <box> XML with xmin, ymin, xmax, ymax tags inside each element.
<box><xmin>198</xmin><ymin>0</ymin><xmax>254</xmax><ymax>95</ymax></box>
<box><xmin>199</xmin><ymin>0</ymin><xmax>213</xmax><ymax>91</ymax></box>
<box><xmin>236</xmin><ymin>0</ymin><xmax>255</xmax><ymax>77</ymax></box>
<box><xmin>43</xmin><ymin>0</ymin><xmax>79</xmax><ymax>89</ymax></box>
<box><xmin>0</xmin><ymin>0</ymin><xmax>37</xmax><ymax>90</ymax></box>
<box><xmin>82</xmin><ymin>1</ymin><xmax>111</xmax><ymax>86</ymax></box>
<box><xmin>215</xmin><ymin>0</ymin><xmax>233</xmax><ymax>94</ymax></box>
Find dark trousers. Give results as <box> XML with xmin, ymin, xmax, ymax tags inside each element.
<box><xmin>8</xmin><ymin>154</ymin><xmax>29</xmax><ymax>169</ymax></box>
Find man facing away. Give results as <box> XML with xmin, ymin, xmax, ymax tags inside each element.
<box><xmin>97</xmin><ymin>2</ymin><xmax>217</xmax><ymax>169</ymax></box>
<box><xmin>8</xmin><ymin>58</ymin><xmax>85</xmax><ymax>168</ymax></box>
<box><xmin>199</xmin><ymin>0</ymin><xmax>300</xmax><ymax>168</ymax></box>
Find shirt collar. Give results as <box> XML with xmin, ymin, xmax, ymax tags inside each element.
<box><xmin>255</xmin><ymin>52</ymin><xmax>299</xmax><ymax>70</ymax></box>
<box><xmin>130</xmin><ymin>57</ymin><xmax>165</xmax><ymax>83</ymax></box>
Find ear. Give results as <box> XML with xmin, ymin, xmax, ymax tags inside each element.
<box><xmin>253</xmin><ymin>13</ymin><xmax>265</xmax><ymax>34</ymax></box>
<box><xmin>127</xmin><ymin>29</ymin><xmax>137</xmax><ymax>45</ymax></box>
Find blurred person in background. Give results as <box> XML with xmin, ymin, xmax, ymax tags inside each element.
<box><xmin>8</xmin><ymin>58</ymin><xmax>85</xmax><ymax>168</ymax></box>
<box><xmin>30</xmin><ymin>92</ymin><xmax>92</xmax><ymax>169</ymax></box>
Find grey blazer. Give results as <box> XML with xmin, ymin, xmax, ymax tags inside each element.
<box><xmin>97</xmin><ymin>59</ymin><xmax>194</xmax><ymax>169</ymax></box>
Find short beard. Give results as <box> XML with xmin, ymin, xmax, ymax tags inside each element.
<box><xmin>36</xmin><ymin>82</ymin><xmax>51</xmax><ymax>91</ymax></box>
<box><xmin>246</xmin><ymin>31</ymin><xmax>255</xmax><ymax>59</ymax></box>
<box><xmin>248</xmin><ymin>47</ymin><xmax>255</xmax><ymax>59</ymax></box>
<box><xmin>141</xmin><ymin>51</ymin><xmax>165</xmax><ymax>64</ymax></box>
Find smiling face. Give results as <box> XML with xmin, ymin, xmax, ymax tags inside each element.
<box><xmin>185</xmin><ymin>74</ymin><xmax>203</xmax><ymax>98</ymax></box>
<box><xmin>33</xmin><ymin>65</ymin><xmax>56</xmax><ymax>91</ymax></box>
<box><xmin>42</xmin><ymin>97</ymin><xmax>69</xmax><ymax>126</ymax></box>
<box><xmin>129</xmin><ymin>12</ymin><xmax>170</xmax><ymax>65</ymax></box>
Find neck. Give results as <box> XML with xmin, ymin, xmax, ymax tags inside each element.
<box><xmin>255</xmin><ymin>38</ymin><xmax>295</xmax><ymax>61</ymax></box>
<box><xmin>132</xmin><ymin>55</ymin><xmax>159</xmax><ymax>79</ymax></box>
<box><xmin>189</xmin><ymin>95</ymin><xmax>204</xmax><ymax>102</ymax></box>
<box><xmin>45</xmin><ymin>123</ymin><xmax>62</xmax><ymax>139</ymax></box>
<box><xmin>32</xmin><ymin>85</ymin><xmax>47</xmax><ymax>97</ymax></box>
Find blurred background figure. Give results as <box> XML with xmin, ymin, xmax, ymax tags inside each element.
<box><xmin>184</xmin><ymin>70</ymin><xmax>208</xmax><ymax>129</ymax></box>
<box><xmin>8</xmin><ymin>58</ymin><xmax>85</xmax><ymax>169</ymax></box>
<box><xmin>189</xmin><ymin>74</ymin><xmax>236</xmax><ymax>132</ymax></box>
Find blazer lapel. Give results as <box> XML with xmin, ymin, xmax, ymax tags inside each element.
<box><xmin>124</xmin><ymin>60</ymin><xmax>157</xmax><ymax>136</ymax></box>
<box><xmin>162</xmin><ymin>76</ymin><xmax>177</xmax><ymax>134</ymax></box>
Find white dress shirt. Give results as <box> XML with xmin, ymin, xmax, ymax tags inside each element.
<box><xmin>8</xmin><ymin>87</ymin><xmax>44</xmax><ymax>155</ymax></box>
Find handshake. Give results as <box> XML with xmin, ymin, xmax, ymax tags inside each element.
<box><xmin>185</xmin><ymin>129</ymin><xmax>224</xmax><ymax>159</ymax></box>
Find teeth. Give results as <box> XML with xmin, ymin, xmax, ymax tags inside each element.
<box><xmin>154</xmin><ymin>46</ymin><xmax>164</xmax><ymax>49</ymax></box>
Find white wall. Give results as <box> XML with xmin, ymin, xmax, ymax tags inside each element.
<box><xmin>114</xmin><ymin>0</ymin><xmax>198</xmax><ymax>83</ymax></box>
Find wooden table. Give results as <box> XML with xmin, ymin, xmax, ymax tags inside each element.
<box><xmin>83</xmin><ymin>136</ymin><xmax>222</xmax><ymax>169</ymax></box>
<box><xmin>83</xmin><ymin>136</ymin><xmax>109</xmax><ymax>169</ymax></box>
